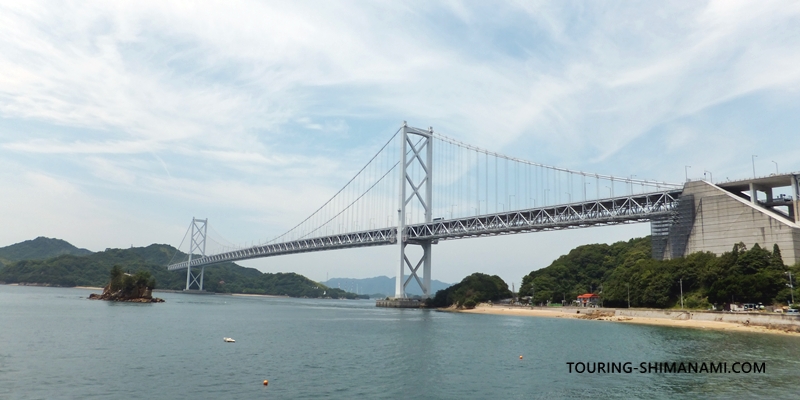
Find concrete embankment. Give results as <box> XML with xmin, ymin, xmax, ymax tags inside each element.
<box><xmin>460</xmin><ymin>305</ymin><xmax>800</xmax><ymax>335</ymax></box>
<box><xmin>615</xmin><ymin>309</ymin><xmax>800</xmax><ymax>331</ymax></box>
<box><xmin>376</xmin><ymin>298</ymin><xmax>425</xmax><ymax>308</ymax></box>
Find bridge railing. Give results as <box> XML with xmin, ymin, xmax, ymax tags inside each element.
<box><xmin>404</xmin><ymin>190</ymin><xmax>682</xmax><ymax>241</ymax></box>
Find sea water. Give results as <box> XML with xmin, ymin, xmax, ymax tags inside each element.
<box><xmin>1</xmin><ymin>285</ymin><xmax>799</xmax><ymax>399</ymax></box>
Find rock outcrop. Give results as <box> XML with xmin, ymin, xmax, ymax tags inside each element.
<box><xmin>89</xmin><ymin>283</ymin><xmax>165</xmax><ymax>302</ymax></box>
<box><xmin>88</xmin><ymin>269</ymin><xmax>164</xmax><ymax>303</ymax></box>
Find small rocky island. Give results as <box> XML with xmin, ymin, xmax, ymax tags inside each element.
<box><xmin>89</xmin><ymin>266</ymin><xmax>164</xmax><ymax>303</ymax></box>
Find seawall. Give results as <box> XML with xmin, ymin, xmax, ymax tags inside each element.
<box><xmin>615</xmin><ymin>309</ymin><xmax>800</xmax><ymax>330</ymax></box>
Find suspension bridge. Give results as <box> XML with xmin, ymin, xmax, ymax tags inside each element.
<box><xmin>167</xmin><ymin>122</ymin><xmax>692</xmax><ymax>298</ymax></box>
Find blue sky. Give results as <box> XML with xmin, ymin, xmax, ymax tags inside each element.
<box><xmin>2</xmin><ymin>1</ymin><xmax>800</xmax><ymax>286</ymax></box>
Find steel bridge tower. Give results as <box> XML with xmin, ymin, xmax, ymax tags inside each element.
<box><xmin>396</xmin><ymin>123</ymin><xmax>434</xmax><ymax>298</ymax></box>
<box><xmin>185</xmin><ymin>217</ymin><xmax>208</xmax><ymax>291</ymax></box>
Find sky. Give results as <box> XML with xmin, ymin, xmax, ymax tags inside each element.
<box><xmin>2</xmin><ymin>1</ymin><xmax>800</xmax><ymax>287</ymax></box>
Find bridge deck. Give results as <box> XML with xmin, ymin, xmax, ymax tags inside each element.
<box><xmin>167</xmin><ymin>190</ymin><xmax>682</xmax><ymax>270</ymax></box>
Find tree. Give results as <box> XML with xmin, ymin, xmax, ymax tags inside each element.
<box><xmin>429</xmin><ymin>273</ymin><xmax>511</xmax><ymax>308</ymax></box>
<box><xmin>109</xmin><ymin>265</ymin><xmax>124</xmax><ymax>291</ymax></box>
<box><xmin>771</xmin><ymin>244</ymin><xmax>785</xmax><ymax>269</ymax></box>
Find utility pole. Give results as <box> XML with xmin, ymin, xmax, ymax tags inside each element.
<box><xmin>752</xmin><ymin>155</ymin><xmax>757</xmax><ymax>178</ymax></box>
<box><xmin>627</xmin><ymin>283</ymin><xmax>630</xmax><ymax>309</ymax></box>
<box><xmin>680</xmin><ymin>278</ymin><xmax>684</xmax><ymax>309</ymax></box>
<box><xmin>787</xmin><ymin>271</ymin><xmax>795</xmax><ymax>305</ymax></box>
<box><xmin>704</xmin><ymin>170</ymin><xmax>713</xmax><ymax>183</ymax></box>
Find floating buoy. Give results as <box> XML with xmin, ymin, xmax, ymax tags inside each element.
<box><xmin>519</xmin><ymin>355</ymin><xmax>523</xmax><ymax>360</ymax></box>
<box><xmin>263</xmin><ymin>380</ymin><xmax>269</xmax><ymax>386</ymax></box>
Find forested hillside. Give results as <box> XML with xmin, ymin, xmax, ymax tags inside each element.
<box><xmin>0</xmin><ymin>242</ymin><xmax>357</xmax><ymax>298</ymax></box>
<box><xmin>520</xmin><ymin>237</ymin><xmax>798</xmax><ymax>309</ymax></box>
<box><xmin>0</xmin><ymin>237</ymin><xmax>92</xmax><ymax>265</ymax></box>
<box><xmin>428</xmin><ymin>273</ymin><xmax>511</xmax><ymax>309</ymax></box>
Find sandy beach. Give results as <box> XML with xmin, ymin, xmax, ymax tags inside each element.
<box><xmin>452</xmin><ymin>304</ymin><xmax>800</xmax><ymax>336</ymax></box>
<box><xmin>74</xmin><ymin>286</ymin><xmax>104</xmax><ymax>291</ymax></box>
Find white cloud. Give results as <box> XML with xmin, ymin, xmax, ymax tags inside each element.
<box><xmin>0</xmin><ymin>160</ymin><xmax>183</xmax><ymax>250</ymax></box>
<box><xmin>2</xmin><ymin>1</ymin><xmax>800</xmax><ymax>284</ymax></box>
<box><xmin>2</xmin><ymin>138</ymin><xmax>159</xmax><ymax>154</ymax></box>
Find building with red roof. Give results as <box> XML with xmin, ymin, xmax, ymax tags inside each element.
<box><xmin>576</xmin><ymin>293</ymin><xmax>600</xmax><ymax>307</ymax></box>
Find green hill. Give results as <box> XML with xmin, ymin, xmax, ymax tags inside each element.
<box><xmin>428</xmin><ymin>273</ymin><xmax>511</xmax><ymax>308</ymax></box>
<box><xmin>0</xmin><ymin>243</ymin><xmax>357</xmax><ymax>298</ymax></box>
<box><xmin>0</xmin><ymin>237</ymin><xmax>92</xmax><ymax>265</ymax></box>
<box><xmin>519</xmin><ymin>237</ymin><xmax>797</xmax><ymax>309</ymax></box>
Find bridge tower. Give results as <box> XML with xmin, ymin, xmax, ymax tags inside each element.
<box><xmin>396</xmin><ymin>123</ymin><xmax>434</xmax><ymax>298</ymax></box>
<box><xmin>185</xmin><ymin>217</ymin><xmax>208</xmax><ymax>291</ymax></box>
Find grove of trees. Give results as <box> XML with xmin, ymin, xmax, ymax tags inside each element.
<box><xmin>428</xmin><ymin>273</ymin><xmax>511</xmax><ymax>309</ymax></box>
<box><xmin>520</xmin><ymin>237</ymin><xmax>798</xmax><ymax>309</ymax></box>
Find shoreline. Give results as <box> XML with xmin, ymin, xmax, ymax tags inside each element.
<box><xmin>449</xmin><ymin>304</ymin><xmax>800</xmax><ymax>337</ymax></box>
<box><xmin>1</xmin><ymin>284</ymin><xmax>339</xmax><ymax>300</ymax></box>
<box><xmin>231</xmin><ymin>293</ymin><xmax>288</xmax><ymax>298</ymax></box>
<box><xmin>2</xmin><ymin>283</ymin><xmax>105</xmax><ymax>291</ymax></box>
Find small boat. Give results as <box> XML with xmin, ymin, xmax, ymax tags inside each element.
<box><xmin>223</xmin><ymin>337</ymin><xmax>235</xmax><ymax>343</ymax></box>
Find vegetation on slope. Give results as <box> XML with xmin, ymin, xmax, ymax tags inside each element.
<box><xmin>428</xmin><ymin>273</ymin><xmax>511</xmax><ymax>309</ymax></box>
<box><xmin>520</xmin><ymin>237</ymin><xmax>798</xmax><ymax>309</ymax></box>
<box><xmin>0</xmin><ymin>237</ymin><xmax>92</xmax><ymax>265</ymax></box>
<box><xmin>0</xmin><ymin>242</ymin><xmax>358</xmax><ymax>299</ymax></box>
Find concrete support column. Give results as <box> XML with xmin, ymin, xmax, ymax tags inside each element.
<box><xmin>396</xmin><ymin>125</ymin><xmax>408</xmax><ymax>299</ymax></box>
<box><xmin>422</xmin><ymin>241</ymin><xmax>431</xmax><ymax>298</ymax></box>
<box><xmin>185</xmin><ymin>264</ymin><xmax>192</xmax><ymax>290</ymax></box>
<box><xmin>750</xmin><ymin>183</ymin><xmax>757</xmax><ymax>204</ymax></box>
<box><xmin>396</xmin><ymin>243</ymin><xmax>406</xmax><ymax>298</ymax></box>
<box><xmin>792</xmin><ymin>175</ymin><xmax>800</xmax><ymax>223</ymax></box>
<box><xmin>185</xmin><ymin>220</ymin><xmax>194</xmax><ymax>290</ymax></box>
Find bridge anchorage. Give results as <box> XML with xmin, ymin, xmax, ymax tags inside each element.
<box><xmin>167</xmin><ymin>121</ymin><xmax>697</xmax><ymax>302</ymax></box>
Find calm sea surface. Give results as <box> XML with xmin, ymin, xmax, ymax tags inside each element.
<box><xmin>1</xmin><ymin>285</ymin><xmax>799</xmax><ymax>399</ymax></box>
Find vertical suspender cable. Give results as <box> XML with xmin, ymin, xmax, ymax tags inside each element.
<box><xmin>495</xmin><ymin>156</ymin><xmax>498</xmax><ymax>212</ymax></box>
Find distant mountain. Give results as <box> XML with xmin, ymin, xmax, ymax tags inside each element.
<box><xmin>323</xmin><ymin>276</ymin><xmax>452</xmax><ymax>298</ymax></box>
<box><xmin>0</xmin><ymin>237</ymin><xmax>92</xmax><ymax>265</ymax></box>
